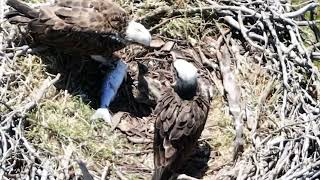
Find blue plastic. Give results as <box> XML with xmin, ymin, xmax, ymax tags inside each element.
<box><xmin>100</xmin><ymin>60</ymin><xmax>128</xmax><ymax>108</ymax></box>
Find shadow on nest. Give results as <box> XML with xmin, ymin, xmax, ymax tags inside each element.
<box><xmin>34</xmin><ymin>48</ymin><xmax>154</xmax><ymax>118</ymax></box>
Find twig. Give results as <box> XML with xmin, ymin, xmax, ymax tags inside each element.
<box><xmin>149</xmin><ymin>16</ymin><xmax>181</xmax><ymax>32</ymax></box>
<box><xmin>282</xmin><ymin>159</ymin><xmax>320</xmax><ymax>179</ymax></box>
<box><xmin>114</xmin><ymin>166</ymin><xmax>129</xmax><ymax>180</ymax></box>
<box><xmin>217</xmin><ymin>44</ymin><xmax>244</xmax><ymax>161</ymax></box>
<box><xmin>126</xmin><ymin>136</ymin><xmax>153</xmax><ymax>144</ymax></box>
<box><xmin>122</xmin><ymin>150</ymin><xmax>153</xmax><ymax>155</ymax></box>
<box><xmin>283</xmin><ymin>2</ymin><xmax>319</xmax><ymax>18</ymax></box>
<box><xmin>100</xmin><ymin>164</ymin><xmax>110</xmax><ymax>180</ymax></box>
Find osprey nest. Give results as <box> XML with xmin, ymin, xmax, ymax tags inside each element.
<box><xmin>0</xmin><ymin>0</ymin><xmax>320</xmax><ymax>179</ymax></box>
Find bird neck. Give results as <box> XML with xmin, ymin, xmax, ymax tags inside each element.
<box><xmin>174</xmin><ymin>81</ymin><xmax>198</xmax><ymax>100</ymax></box>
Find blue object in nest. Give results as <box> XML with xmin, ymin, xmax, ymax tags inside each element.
<box><xmin>90</xmin><ymin>59</ymin><xmax>128</xmax><ymax>124</ymax></box>
<box><xmin>100</xmin><ymin>59</ymin><xmax>128</xmax><ymax>108</ymax></box>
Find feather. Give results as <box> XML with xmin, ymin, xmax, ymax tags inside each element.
<box><xmin>152</xmin><ymin>59</ymin><xmax>212</xmax><ymax>180</ymax></box>
<box><xmin>6</xmin><ymin>0</ymin><xmax>39</xmax><ymax>18</ymax></box>
<box><xmin>153</xmin><ymin>87</ymin><xmax>210</xmax><ymax>180</ymax></box>
<box><xmin>5</xmin><ymin>0</ymin><xmax>151</xmax><ymax>56</ymax></box>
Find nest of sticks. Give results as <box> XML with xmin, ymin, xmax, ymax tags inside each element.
<box><xmin>0</xmin><ymin>0</ymin><xmax>320</xmax><ymax>179</ymax></box>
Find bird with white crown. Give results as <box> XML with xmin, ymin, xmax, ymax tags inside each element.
<box><xmin>5</xmin><ymin>0</ymin><xmax>152</xmax><ymax>124</ymax></box>
<box><xmin>153</xmin><ymin>59</ymin><xmax>212</xmax><ymax>180</ymax></box>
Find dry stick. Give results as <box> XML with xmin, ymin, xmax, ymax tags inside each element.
<box><xmin>219</xmin><ymin>0</ymin><xmax>317</xmax><ymax>177</ymax></box>
<box><xmin>0</xmin><ymin>131</ymin><xmax>8</xmax><ymax>157</ymax></box>
<box><xmin>232</xmin><ymin>0</ymin><xmax>318</xmax><ymax>178</ymax></box>
<box><xmin>267</xmin><ymin>19</ymin><xmax>290</xmax><ymax>88</ymax></box>
<box><xmin>296</xmin><ymin>20</ymin><xmax>320</xmax><ymax>26</ymax></box>
<box><xmin>271</xmin><ymin>142</ymin><xmax>293</xmax><ymax>178</ymax></box>
<box><xmin>272</xmin><ymin>114</ymin><xmax>320</xmax><ymax>133</ymax></box>
<box><xmin>40</xmin><ymin>161</ymin><xmax>50</xmax><ymax>180</ymax></box>
<box><xmin>223</xmin><ymin>16</ymin><xmax>266</xmax><ymax>43</ymax></box>
<box><xmin>283</xmin><ymin>2</ymin><xmax>319</xmax><ymax>18</ymax></box>
<box><xmin>126</xmin><ymin>136</ymin><xmax>152</xmax><ymax>144</ymax></box>
<box><xmin>137</xmin><ymin>6</ymin><xmax>172</xmax><ymax>22</ymax></box>
<box><xmin>61</xmin><ymin>144</ymin><xmax>73</xmax><ymax>180</ymax></box>
<box><xmin>30</xmin><ymin>166</ymin><xmax>37</xmax><ymax>180</ymax></box>
<box><xmin>295</xmin><ymin>28</ymin><xmax>320</xmax><ymax>78</ymax></box>
<box><xmin>21</xmin><ymin>137</ymin><xmax>41</xmax><ymax>160</ymax></box>
<box><xmin>149</xmin><ymin>16</ymin><xmax>181</xmax><ymax>32</ymax></box>
<box><xmin>282</xmin><ymin>159</ymin><xmax>320</xmax><ymax>179</ymax></box>
<box><xmin>1</xmin><ymin>74</ymin><xmax>61</xmax><ymax>126</ymax></box>
<box><xmin>264</xmin><ymin>26</ymin><xmax>292</xmax><ymax>134</ymax></box>
<box><xmin>217</xmin><ymin>44</ymin><xmax>244</xmax><ymax>161</ymax></box>
<box><xmin>0</xmin><ymin>73</ymin><xmax>60</xmax><ymax>178</ymax></box>
<box><xmin>0</xmin><ymin>101</ymin><xmax>13</xmax><ymax>111</ymax></box>
<box><xmin>122</xmin><ymin>150</ymin><xmax>153</xmax><ymax>155</ymax></box>
<box><xmin>237</xmin><ymin>11</ymin><xmax>264</xmax><ymax>51</ymax></box>
<box><xmin>0</xmin><ymin>0</ymin><xmax>4</xmax><ymax>51</ymax></box>
<box><xmin>253</xmin><ymin>79</ymin><xmax>275</xmax><ymax>132</ymax></box>
<box><xmin>139</xmin><ymin>2</ymin><xmax>287</xmax><ymax>24</ymax></box>
<box><xmin>100</xmin><ymin>165</ymin><xmax>110</xmax><ymax>180</ymax></box>
<box><xmin>307</xmin><ymin>42</ymin><xmax>320</xmax><ymax>51</ymax></box>
<box><xmin>214</xmin><ymin>26</ymin><xmax>245</xmax><ymax>162</ymax></box>
<box><xmin>286</xmin><ymin>24</ymin><xmax>304</xmax><ymax>55</ymax></box>
<box><xmin>114</xmin><ymin>165</ymin><xmax>129</xmax><ymax>180</ymax></box>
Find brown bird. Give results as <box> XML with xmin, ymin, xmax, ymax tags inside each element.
<box><xmin>5</xmin><ymin>0</ymin><xmax>151</xmax><ymax>57</ymax></box>
<box><xmin>153</xmin><ymin>59</ymin><xmax>211</xmax><ymax>180</ymax></box>
<box><xmin>4</xmin><ymin>0</ymin><xmax>152</xmax><ymax>124</ymax></box>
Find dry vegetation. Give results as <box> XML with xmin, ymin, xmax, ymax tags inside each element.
<box><xmin>1</xmin><ymin>0</ymin><xmax>320</xmax><ymax>179</ymax></box>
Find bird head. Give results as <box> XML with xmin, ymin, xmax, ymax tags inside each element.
<box><xmin>172</xmin><ymin>59</ymin><xmax>198</xmax><ymax>99</ymax></box>
<box><xmin>125</xmin><ymin>21</ymin><xmax>151</xmax><ymax>47</ymax></box>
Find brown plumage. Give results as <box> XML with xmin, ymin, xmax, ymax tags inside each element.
<box><xmin>5</xmin><ymin>0</ymin><xmax>151</xmax><ymax>56</ymax></box>
<box><xmin>153</xmin><ymin>59</ymin><xmax>210</xmax><ymax>180</ymax></box>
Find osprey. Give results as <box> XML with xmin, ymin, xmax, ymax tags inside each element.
<box><xmin>5</xmin><ymin>0</ymin><xmax>152</xmax><ymax>123</ymax></box>
<box><xmin>153</xmin><ymin>59</ymin><xmax>211</xmax><ymax>180</ymax></box>
<box><xmin>5</xmin><ymin>0</ymin><xmax>151</xmax><ymax>55</ymax></box>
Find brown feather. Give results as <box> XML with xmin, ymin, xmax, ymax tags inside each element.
<box><xmin>5</xmin><ymin>0</ymin><xmax>129</xmax><ymax>56</ymax></box>
<box><xmin>153</xmin><ymin>84</ymin><xmax>210</xmax><ymax>180</ymax></box>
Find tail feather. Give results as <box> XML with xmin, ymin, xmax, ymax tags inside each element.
<box><xmin>5</xmin><ymin>13</ymin><xmax>32</xmax><ymax>24</ymax></box>
<box><xmin>6</xmin><ymin>0</ymin><xmax>39</xmax><ymax>19</ymax></box>
<box><xmin>152</xmin><ymin>166</ymin><xmax>177</xmax><ymax>180</ymax></box>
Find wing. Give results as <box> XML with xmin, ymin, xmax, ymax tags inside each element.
<box><xmin>6</xmin><ymin>0</ymin><xmax>128</xmax><ymax>54</ymax></box>
<box><xmin>7</xmin><ymin>0</ymin><xmax>128</xmax><ymax>34</ymax></box>
<box><xmin>153</xmin><ymin>89</ymin><xmax>209</xmax><ymax>172</ymax></box>
<box><xmin>154</xmin><ymin>89</ymin><xmax>179</xmax><ymax>169</ymax></box>
<box><xmin>48</xmin><ymin>0</ymin><xmax>128</xmax><ymax>34</ymax></box>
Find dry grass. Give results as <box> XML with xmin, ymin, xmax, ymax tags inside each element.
<box><xmin>203</xmin><ymin>97</ymin><xmax>234</xmax><ymax>169</ymax></box>
<box><xmin>14</xmin><ymin>53</ymin><xmax>153</xmax><ymax>178</ymax></box>
<box><xmin>160</xmin><ymin>16</ymin><xmax>204</xmax><ymax>44</ymax></box>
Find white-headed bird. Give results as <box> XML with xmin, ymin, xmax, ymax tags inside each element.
<box><xmin>5</xmin><ymin>0</ymin><xmax>152</xmax><ymax>123</ymax></box>
<box><xmin>153</xmin><ymin>59</ymin><xmax>211</xmax><ymax>180</ymax></box>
